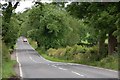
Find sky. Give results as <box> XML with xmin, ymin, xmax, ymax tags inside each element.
<box><xmin>0</xmin><ymin>0</ymin><xmax>53</xmax><ymax>13</ymax></box>
<box><xmin>15</xmin><ymin>1</ymin><xmax>34</xmax><ymax>13</ymax></box>
<box><xmin>15</xmin><ymin>0</ymin><xmax>54</xmax><ymax>13</ymax></box>
<box><xmin>1</xmin><ymin>0</ymin><xmax>119</xmax><ymax>13</ymax></box>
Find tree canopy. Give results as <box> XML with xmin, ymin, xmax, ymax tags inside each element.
<box><xmin>20</xmin><ymin>4</ymin><xmax>86</xmax><ymax>49</ymax></box>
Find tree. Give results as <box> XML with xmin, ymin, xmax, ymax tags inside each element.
<box><xmin>3</xmin><ymin>14</ymin><xmax>20</xmax><ymax>48</ymax></box>
<box><xmin>66</xmin><ymin>2</ymin><xmax>120</xmax><ymax>55</ymax></box>
<box><xmin>23</xmin><ymin>4</ymin><xmax>84</xmax><ymax>50</ymax></box>
<box><xmin>2</xmin><ymin>2</ymin><xmax>19</xmax><ymax>48</ymax></box>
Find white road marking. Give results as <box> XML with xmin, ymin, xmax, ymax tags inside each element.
<box><xmin>27</xmin><ymin>40</ymin><xmax>56</xmax><ymax>63</ymax></box>
<box><xmin>58</xmin><ymin>67</ymin><xmax>67</xmax><ymax>70</ymax></box>
<box><xmin>66</xmin><ymin>62</ymin><xmax>118</xmax><ymax>72</ymax></box>
<box><xmin>71</xmin><ymin>71</ymin><xmax>84</xmax><ymax>76</ymax></box>
<box><xmin>40</xmin><ymin>56</ymin><xmax>54</xmax><ymax>63</ymax></box>
<box><xmin>52</xmin><ymin>65</ymin><xmax>57</xmax><ymax>68</ymax></box>
<box><xmin>26</xmin><ymin>38</ymin><xmax>118</xmax><ymax>73</ymax></box>
<box><xmin>68</xmin><ymin>62</ymin><xmax>117</xmax><ymax>72</ymax></box>
<box><xmin>16</xmin><ymin>52</ymin><xmax>23</xmax><ymax>78</ymax></box>
<box><xmin>26</xmin><ymin>49</ymin><xmax>41</xmax><ymax>64</ymax></box>
<box><xmin>29</xmin><ymin>56</ymin><xmax>41</xmax><ymax>63</ymax></box>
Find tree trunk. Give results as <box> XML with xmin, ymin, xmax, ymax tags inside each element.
<box><xmin>98</xmin><ymin>31</ymin><xmax>106</xmax><ymax>54</ymax></box>
<box><xmin>98</xmin><ymin>37</ymin><xmax>106</xmax><ymax>55</ymax></box>
<box><xmin>37</xmin><ymin>41</ymin><xmax>41</xmax><ymax>47</ymax></box>
<box><xmin>108</xmin><ymin>32</ymin><xmax>117</xmax><ymax>54</ymax></box>
<box><xmin>98</xmin><ymin>31</ymin><xmax>107</xmax><ymax>59</ymax></box>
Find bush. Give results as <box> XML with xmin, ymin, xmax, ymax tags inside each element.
<box><xmin>75</xmin><ymin>45</ymin><xmax>87</xmax><ymax>53</ymax></box>
<box><xmin>98</xmin><ymin>54</ymin><xmax>118</xmax><ymax>70</ymax></box>
<box><xmin>2</xmin><ymin>60</ymin><xmax>16</xmax><ymax>78</ymax></box>
<box><xmin>85</xmin><ymin>45</ymin><xmax>99</xmax><ymax>61</ymax></box>
<box><xmin>47</xmin><ymin>48</ymin><xmax>57</xmax><ymax>57</ymax></box>
<box><xmin>45</xmin><ymin>44</ymin><xmax>118</xmax><ymax>70</ymax></box>
<box><xmin>28</xmin><ymin>38</ymin><xmax>37</xmax><ymax>49</ymax></box>
<box><xmin>56</xmin><ymin>48</ymin><xmax>66</xmax><ymax>58</ymax></box>
<box><xmin>2</xmin><ymin>41</ymin><xmax>17</xmax><ymax>78</ymax></box>
<box><xmin>44</xmin><ymin>43</ymin><xmax>118</xmax><ymax>70</ymax></box>
<box><xmin>2</xmin><ymin>42</ymin><xmax>10</xmax><ymax>62</ymax></box>
<box><xmin>73</xmin><ymin>45</ymin><xmax>99</xmax><ymax>63</ymax></box>
<box><xmin>47</xmin><ymin>45</ymin><xmax>99</xmax><ymax>62</ymax></box>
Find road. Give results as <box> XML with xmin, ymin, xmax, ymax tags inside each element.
<box><xmin>15</xmin><ymin>37</ymin><xmax>119</xmax><ymax>79</ymax></box>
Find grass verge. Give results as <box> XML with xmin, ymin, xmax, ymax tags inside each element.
<box><xmin>37</xmin><ymin>49</ymin><xmax>118</xmax><ymax>71</ymax></box>
<box><xmin>37</xmin><ymin>49</ymin><xmax>73</xmax><ymax>63</ymax></box>
<box><xmin>2</xmin><ymin>60</ymin><xmax>17</xmax><ymax>78</ymax></box>
<box><xmin>29</xmin><ymin>39</ymin><xmax>118</xmax><ymax>71</ymax></box>
<box><xmin>28</xmin><ymin>38</ymin><xmax>37</xmax><ymax>49</ymax></box>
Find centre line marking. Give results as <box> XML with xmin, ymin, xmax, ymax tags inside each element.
<box><xmin>29</xmin><ymin>56</ymin><xmax>41</xmax><ymax>63</ymax></box>
<box><xmin>71</xmin><ymin>71</ymin><xmax>84</xmax><ymax>76</ymax></box>
<box><xmin>52</xmin><ymin>65</ymin><xmax>57</xmax><ymax>67</ymax></box>
<box><xmin>58</xmin><ymin>67</ymin><xmax>67</xmax><ymax>70</ymax></box>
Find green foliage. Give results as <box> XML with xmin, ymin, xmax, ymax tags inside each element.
<box><xmin>47</xmin><ymin>44</ymin><xmax>99</xmax><ymax>61</ymax></box>
<box><xmin>2</xmin><ymin>41</ymin><xmax>17</xmax><ymax>78</ymax></box>
<box><xmin>2</xmin><ymin>60</ymin><xmax>16</xmax><ymax>78</ymax></box>
<box><xmin>45</xmin><ymin>44</ymin><xmax>118</xmax><ymax>70</ymax></box>
<box><xmin>0</xmin><ymin>16</ymin><xmax>1</xmax><ymax>35</ymax></box>
<box><xmin>113</xmin><ymin>13</ymin><xmax>120</xmax><ymax>43</ymax></box>
<box><xmin>28</xmin><ymin>38</ymin><xmax>37</xmax><ymax>49</ymax></box>
<box><xmin>85</xmin><ymin>46</ymin><xmax>99</xmax><ymax>61</ymax></box>
<box><xmin>3</xmin><ymin>14</ymin><xmax>20</xmax><ymax>48</ymax></box>
<box><xmin>66</xmin><ymin>2</ymin><xmax>120</xmax><ymax>54</ymax></box>
<box><xmin>38</xmin><ymin>49</ymin><xmax>72</xmax><ymax>63</ymax></box>
<box><xmin>2</xmin><ymin>2</ymin><xmax>20</xmax><ymax>48</ymax></box>
<box><xmin>2</xmin><ymin>42</ymin><xmax>10</xmax><ymax>62</ymax></box>
<box><xmin>66</xmin><ymin>2</ymin><xmax>91</xmax><ymax>19</ymax></box>
<box><xmin>23</xmin><ymin>4</ymin><xmax>85</xmax><ymax>49</ymax></box>
<box><xmin>19</xmin><ymin>11</ymin><xmax>31</xmax><ymax>36</ymax></box>
<box><xmin>98</xmin><ymin>54</ymin><xmax>118</xmax><ymax>70</ymax></box>
<box><xmin>0</xmin><ymin>36</ymin><xmax>2</xmax><ymax>78</ymax></box>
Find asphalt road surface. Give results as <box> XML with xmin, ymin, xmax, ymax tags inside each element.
<box><xmin>15</xmin><ymin>37</ymin><xmax>119</xmax><ymax>79</ymax></box>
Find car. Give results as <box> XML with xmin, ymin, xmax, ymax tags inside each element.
<box><xmin>23</xmin><ymin>38</ymin><xmax>27</xmax><ymax>42</ymax></box>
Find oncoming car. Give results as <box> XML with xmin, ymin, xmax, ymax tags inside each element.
<box><xmin>23</xmin><ymin>38</ymin><xmax>27</xmax><ymax>42</ymax></box>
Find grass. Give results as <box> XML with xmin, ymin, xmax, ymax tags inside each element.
<box><xmin>28</xmin><ymin>38</ymin><xmax>37</xmax><ymax>49</ymax></box>
<box><xmin>29</xmin><ymin>38</ymin><xmax>118</xmax><ymax>71</ymax></box>
<box><xmin>0</xmin><ymin>37</ymin><xmax>2</xmax><ymax>79</ymax></box>
<box><xmin>37</xmin><ymin>49</ymin><xmax>73</xmax><ymax>63</ymax></box>
<box><xmin>2</xmin><ymin>60</ymin><xmax>17</xmax><ymax>78</ymax></box>
<box><xmin>37</xmin><ymin>48</ymin><xmax>118</xmax><ymax>71</ymax></box>
<box><xmin>2</xmin><ymin>41</ymin><xmax>17</xmax><ymax>78</ymax></box>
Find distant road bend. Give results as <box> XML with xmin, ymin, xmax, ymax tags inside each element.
<box><xmin>15</xmin><ymin>37</ymin><xmax>119</xmax><ymax>79</ymax></box>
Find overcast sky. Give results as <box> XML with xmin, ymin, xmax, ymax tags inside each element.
<box><xmin>5</xmin><ymin>0</ymin><xmax>120</xmax><ymax>13</ymax></box>
<box><xmin>16</xmin><ymin>0</ymin><xmax>54</xmax><ymax>13</ymax></box>
<box><xmin>1</xmin><ymin>0</ymin><xmax>53</xmax><ymax>13</ymax></box>
<box><xmin>2</xmin><ymin>0</ymin><xmax>119</xmax><ymax>13</ymax></box>
<box><xmin>15</xmin><ymin>1</ymin><xmax>34</xmax><ymax>13</ymax></box>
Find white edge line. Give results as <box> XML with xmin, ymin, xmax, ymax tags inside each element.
<box><xmin>70</xmin><ymin>63</ymin><xmax>118</xmax><ymax>72</ymax></box>
<box><xmin>27</xmin><ymin>40</ymin><xmax>56</xmax><ymax>63</ymax></box>
<box><xmin>27</xmin><ymin>38</ymin><xmax>118</xmax><ymax>73</ymax></box>
<box><xmin>71</xmin><ymin>71</ymin><xmax>84</xmax><ymax>76</ymax></box>
<box><xmin>16</xmin><ymin>52</ymin><xmax>23</xmax><ymax>78</ymax></box>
